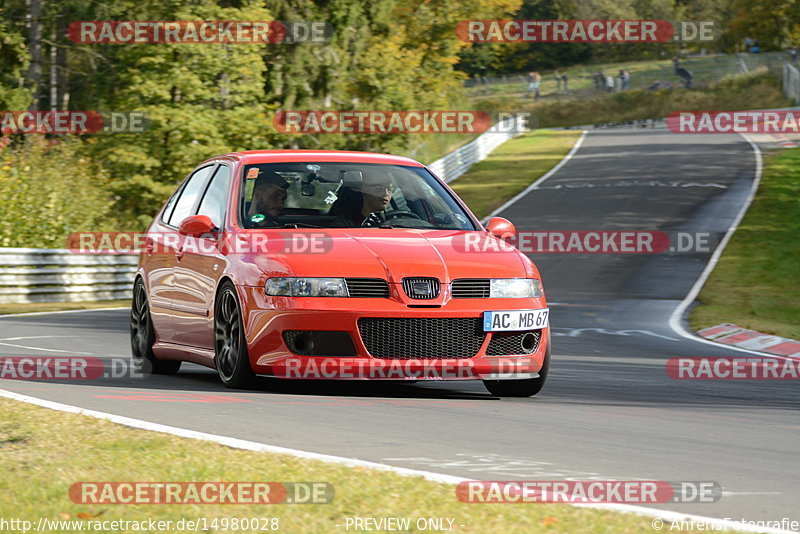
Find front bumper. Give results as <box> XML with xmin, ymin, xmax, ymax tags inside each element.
<box><xmin>238</xmin><ymin>285</ymin><xmax>549</xmax><ymax>380</ymax></box>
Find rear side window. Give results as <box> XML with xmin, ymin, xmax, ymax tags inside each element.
<box><xmin>167</xmin><ymin>165</ymin><xmax>215</xmax><ymax>227</ymax></box>
<box><xmin>197</xmin><ymin>165</ymin><xmax>231</xmax><ymax>228</ymax></box>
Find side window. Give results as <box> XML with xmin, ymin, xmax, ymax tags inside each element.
<box><xmin>197</xmin><ymin>165</ymin><xmax>231</xmax><ymax>228</ymax></box>
<box><xmin>167</xmin><ymin>165</ymin><xmax>215</xmax><ymax>227</ymax></box>
<box><xmin>161</xmin><ymin>189</ymin><xmax>180</xmax><ymax>224</ymax></box>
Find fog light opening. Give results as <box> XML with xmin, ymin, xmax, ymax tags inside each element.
<box><xmin>520</xmin><ymin>332</ymin><xmax>536</xmax><ymax>353</ymax></box>
<box><xmin>293</xmin><ymin>333</ymin><xmax>315</xmax><ymax>354</ymax></box>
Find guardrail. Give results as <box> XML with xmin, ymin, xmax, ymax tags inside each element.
<box><xmin>427</xmin><ymin>115</ymin><xmax>526</xmax><ymax>183</ymax></box>
<box><xmin>0</xmin><ymin>248</ymin><xmax>138</xmax><ymax>304</ymax></box>
<box><xmin>0</xmin><ymin>116</ymin><xmax>525</xmax><ymax>304</ymax></box>
<box><xmin>783</xmin><ymin>62</ymin><xmax>800</xmax><ymax>103</ymax></box>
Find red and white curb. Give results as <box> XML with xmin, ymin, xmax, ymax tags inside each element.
<box><xmin>698</xmin><ymin>324</ymin><xmax>800</xmax><ymax>357</ymax></box>
<box><xmin>770</xmin><ymin>134</ymin><xmax>798</xmax><ymax>148</ymax></box>
<box><xmin>745</xmin><ymin>133</ymin><xmax>799</xmax><ymax>148</ymax></box>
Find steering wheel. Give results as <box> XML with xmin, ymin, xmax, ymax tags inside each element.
<box><xmin>383</xmin><ymin>209</ymin><xmax>422</xmax><ymax>221</ymax></box>
<box><xmin>361</xmin><ymin>209</ymin><xmax>425</xmax><ymax>228</ymax></box>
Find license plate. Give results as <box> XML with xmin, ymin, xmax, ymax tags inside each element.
<box><xmin>483</xmin><ymin>309</ymin><xmax>549</xmax><ymax>332</ymax></box>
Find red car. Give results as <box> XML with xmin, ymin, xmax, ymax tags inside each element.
<box><xmin>131</xmin><ymin>150</ymin><xmax>551</xmax><ymax>396</ymax></box>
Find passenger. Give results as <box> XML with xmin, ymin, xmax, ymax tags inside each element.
<box><xmin>330</xmin><ymin>170</ymin><xmax>395</xmax><ymax>226</ymax></box>
<box><xmin>247</xmin><ymin>171</ymin><xmax>289</xmax><ymax>227</ymax></box>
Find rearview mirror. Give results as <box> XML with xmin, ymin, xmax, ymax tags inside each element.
<box><xmin>486</xmin><ymin>217</ymin><xmax>516</xmax><ymax>239</ymax></box>
<box><xmin>178</xmin><ymin>215</ymin><xmax>218</xmax><ymax>238</ymax></box>
<box><xmin>340</xmin><ymin>170</ymin><xmax>363</xmax><ymax>187</ymax></box>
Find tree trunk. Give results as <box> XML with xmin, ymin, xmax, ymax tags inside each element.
<box><xmin>50</xmin><ymin>25</ymin><xmax>57</xmax><ymax>111</ymax></box>
<box><xmin>25</xmin><ymin>0</ymin><xmax>43</xmax><ymax>111</ymax></box>
<box><xmin>57</xmin><ymin>15</ymin><xmax>69</xmax><ymax>110</ymax></box>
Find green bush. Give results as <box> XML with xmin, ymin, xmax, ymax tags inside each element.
<box><xmin>0</xmin><ymin>136</ymin><xmax>136</xmax><ymax>248</ymax></box>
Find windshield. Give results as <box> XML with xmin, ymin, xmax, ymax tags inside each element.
<box><xmin>239</xmin><ymin>162</ymin><xmax>476</xmax><ymax>230</ymax></box>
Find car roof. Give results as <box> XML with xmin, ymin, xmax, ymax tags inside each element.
<box><xmin>215</xmin><ymin>150</ymin><xmax>425</xmax><ymax>167</ymax></box>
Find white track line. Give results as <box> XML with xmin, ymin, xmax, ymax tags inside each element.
<box><xmin>482</xmin><ymin>130</ymin><xmax>588</xmax><ymax>223</ymax></box>
<box><xmin>0</xmin><ymin>342</ymin><xmax>93</xmax><ymax>355</ymax></box>
<box><xmin>0</xmin><ymin>388</ymin><xmax>793</xmax><ymax>533</ymax></box>
<box><xmin>484</xmin><ymin>129</ymin><xmax>787</xmax><ymax>360</ymax></box>
<box><xmin>0</xmin><ymin>307</ymin><xmax>126</xmax><ymax>319</ymax></box>
<box><xmin>664</xmin><ymin>134</ymin><xmax>796</xmax><ymax>358</ymax></box>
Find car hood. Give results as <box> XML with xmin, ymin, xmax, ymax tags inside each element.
<box><xmin>242</xmin><ymin>229</ymin><xmax>536</xmax><ymax>283</ymax></box>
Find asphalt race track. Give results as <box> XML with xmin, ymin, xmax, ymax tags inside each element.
<box><xmin>2</xmin><ymin>130</ymin><xmax>798</xmax><ymax>525</ymax></box>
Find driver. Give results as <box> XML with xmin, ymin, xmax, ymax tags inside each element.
<box><xmin>247</xmin><ymin>171</ymin><xmax>289</xmax><ymax>228</ymax></box>
<box><xmin>330</xmin><ymin>169</ymin><xmax>394</xmax><ymax>227</ymax></box>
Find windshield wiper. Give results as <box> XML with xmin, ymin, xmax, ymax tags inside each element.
<box><xmin>283</xmin><ymin>222</ymin><xmax>323</xmax><ymax>228</ymax></box>
<box><xmin>377</xmin><ymin>224</ymin><xmax>434</xmax><ymax>230</ymax></box>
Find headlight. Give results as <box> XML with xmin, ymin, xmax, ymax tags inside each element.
<box><xmin>266</xmin><ymin>277</ymin><xmax>349</xmax><ymax>297</ymax></box>
<box><xmin>490</xmin><ymin>278</ymin><xmax>543</xmax><ymax>298</ymax></box>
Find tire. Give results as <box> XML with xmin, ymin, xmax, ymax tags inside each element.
<box><xmin>483</xmin><ymin>334</ymin><xmax>550</xmax><ymax>397</ymax></box>
<box><xmin>214</xmin><ymin>281</ymin><xmax>256</xmax><ymax>388</ymax></box>
<box><xmin>130</xmin><ymin>278</ymin><xmax>181</xmax><ymax>375</ymax></box>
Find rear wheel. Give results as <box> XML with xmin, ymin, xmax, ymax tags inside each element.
<box><xmin>130</xmin><ymin>279</ymin><xmax>181</xmax><ymax>375</ymax></box>
<box><xmin>214</xmin><ymin>282</ymin><xmax>256</xmax><ymax>388</ymax></box>
<box><xmin>483</xmin><ymin>334</ymin><xmax>550</xmax><ymax>397</ymax></box>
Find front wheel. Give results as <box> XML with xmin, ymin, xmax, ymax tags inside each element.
<box><xmin>214</xmin><ymin>282</ymin><xmax>256</xmax><ymax>388</ymax></box>
<box><xmin>483</xmin><ymin>334</ymin><xmax>550</xmax><ymax>397</ymax></box>
<box><xmin>130</xmin><ymin>279</ymin><xmax>181</xmax><ymax>375</ymax></box>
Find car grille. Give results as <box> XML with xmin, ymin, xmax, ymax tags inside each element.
<box><xmin>358</xmin><ymin>317</ymin><xmax>485</xmax><ymax>359</ymax></box>
<box><xmin>402</xmin><ymin>277</ymin><xmax>440</xmax><ymax>299</ymax></box>
<box><xmin>451</xmin><ymin>279</ymin><xmax>490</xmax><ymax>298</ymax></box>
<box><xmin>345</xmin><ymin>278</ymin><xmax>390</xmax><ymax>298</ymax></box>
<box><xmin>486</xmin><ymin>330</ymin><xmax>542</xmax><ymax>355</ymax></box>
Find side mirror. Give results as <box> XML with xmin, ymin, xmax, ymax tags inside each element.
<box><xmin>485</xmin><ymin>217</ymin><xmax>516</xmax><ymax>239</ymax></box>
<box><xmin>178</xmin><ymin>215</ymin><xmax>218</xmax><ymax>238</ymax></box>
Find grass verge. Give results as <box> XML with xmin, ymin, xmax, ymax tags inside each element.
<box><xmin>0</xmin><ymin>300</ymin><xmax>126</xmax><ymax>316</ymax></box>
<box><xmin>690</xmin><ymin>147</ymin><xmax>800</xmax><ymax>340</ymax></box>
<box><xmin>0</xmin><ymin>397</ymin><xmax>703</xmax><ymax>533</ymax></box>
<box><xmin>450</xmin><ymin>129</ymin><xmax>582</xmax><ymax>219</ymax></box>
<box><xmin>477</xmin><ymin>72</ymin><xmax>790</xmax><ymax>130</ymax></box>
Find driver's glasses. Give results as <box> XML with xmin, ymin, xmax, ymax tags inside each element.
<box><xmin>363</xmin><ymin>183</ymin><xmax>395</xmax><ymax>194</ymax></box>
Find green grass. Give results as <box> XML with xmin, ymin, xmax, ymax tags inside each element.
<box><xmin>450</xmin><ymin>130</ymin><xmax>582</xmax><ymax>219</ymax></box>
<box><xmin>690</xmin><ymin>147</ymin><xmax>800</xmax><ymax>340</ymax></box>
<box><xmin>0</xmin><ymin>398</ymin><xmax>706</xmax><ymax>533</ymax></box>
